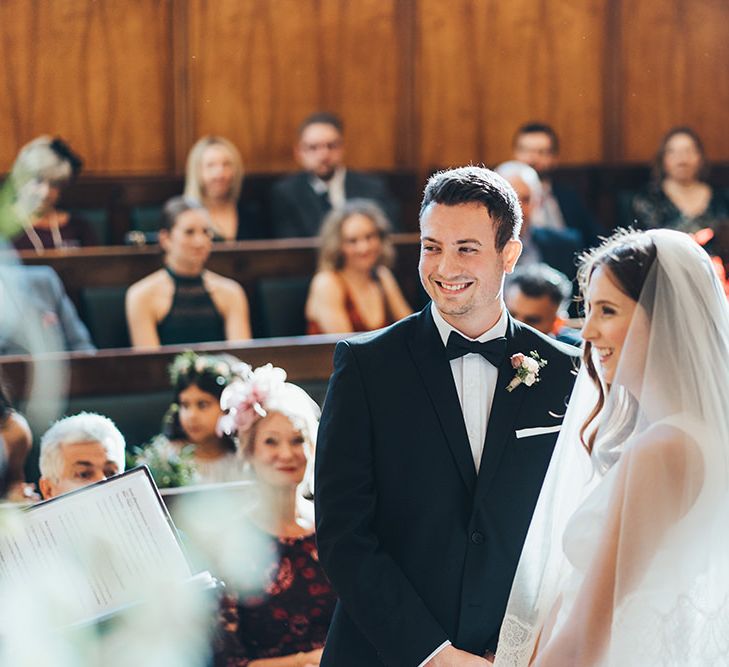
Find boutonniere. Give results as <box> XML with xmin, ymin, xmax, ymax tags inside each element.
<box><xmin>506</xmin><ymin>351</ymin><xmax>548</xmax><ymax>392</ymax></box>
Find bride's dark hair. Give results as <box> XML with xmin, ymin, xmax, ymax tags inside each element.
<box><xmin>576</xmin><ymin>229</ymin><xmax>657</xmax><ymax>453</ymax></box>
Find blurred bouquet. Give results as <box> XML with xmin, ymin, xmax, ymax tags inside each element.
<box><xmin>132</xmin><ymin>436</ymin><xmax>199</xmax><ymax>488</ymax></box>
<box><xmin>0</xmin><ymin>178</ymin><xmax>25</xmax><ymax>241</ymax></box>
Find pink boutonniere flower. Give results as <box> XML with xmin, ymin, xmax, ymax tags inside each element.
<box><xmin>506</xmin><ymin>351</ymin><xmax>548</xmax><ymax>392</ymax></box>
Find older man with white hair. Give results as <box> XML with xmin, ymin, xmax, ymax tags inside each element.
<box><xmin>495</xmin><ymin>160</ymin><xmax>582</xmax><ymax>281</ymax></box>
<box><xmin>38</xmin><ymin>412</ymin><xmax>126</xmax><ymax>500</ymax></box>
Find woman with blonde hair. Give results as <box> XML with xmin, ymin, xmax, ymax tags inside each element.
<box><xmin>305</xmin><ymin>199</ymin><xmax>411</xmax><ymax>334</ymax></box>
<box><xmin>1</xmin><ymin>136</ymin><xmax>96</xmax><ymax>252</ymax></box>
<box><xmin>184</xmin><ymin>135</ymin><xmax>263</xmax><ymax>240</ymax></box>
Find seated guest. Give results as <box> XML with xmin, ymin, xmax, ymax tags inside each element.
<box><xmin>136</xmin><ymin>351</ymin><xmax>247</xmax><ymax>485</ymax></box>
<box><xmin>126</xmin><ymin>197</ymin><xmax>252</xmax><ymax>348</ymax></box>
<box><xmin>512</xmin><ymin>122</ymin><xmax>600</xmax><ymax>250</ymax></box>
<box><xmin>305</xmin><ymin>200</ymin><xmax>411</xmax><ymax>334</ymax></box>
<box><xmin>630</xmin><ymin>126</ymin><xmax>729</xmax><ymax>233</ymax></box>
<box><xmin>0</xmin><ymin>265</ymin><xmax>95</xmax><ymax>354</ymax></box>
<box><xmin>214</xmin><ymin>364</ymin><xmax>336</xmax><ymax>665</ymax></box>
<box><xmin>270</xmin><ymin>112</ymin><xmax>399</xmax><ymax>237</ymax></box>
<box><xmin>0</xmin><ymin>136</ymin><xmax>97</xmax><ymax>252</ymax></box>
<box><xmin>0</xmin><ymin>380</ymin><xmax>38</xmax><ymax>501</ymax></box>
<box><xmin>184</xmin><ymin>135</ymin><xmax>264</xmax><ymax>240</ymax></box>
<box><xmin>505</xmin><ymin>264</ymin><xmax>581</xmax><ymax>346</ymax></box>
<box><xmin>38</xmin><ymin>412</ymin><xmax>126</xmax><ymax>500</ymax></box>
<box><xmin>495</xmin><ymin>160</ymin><xmax>582</xmax><ymax>280</ymax></box>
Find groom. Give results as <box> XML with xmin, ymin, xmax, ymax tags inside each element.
<box><xmin>315</xmin><ymin>166</ymin><xmax>579</xmax><ymax>665</ymax></box>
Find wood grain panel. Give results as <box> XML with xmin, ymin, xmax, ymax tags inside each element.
<box><xmin>417</xmin><ymin>0</ymin><xmax>607</xmax><ymax>168</ymax></box>
<box><xmin>621</xmin><ymin>0</ymin><xmax>729</xmax><ymax>162</ymax></box>
<box><xmin>18</xmin><ymin>233</ymin><xmax>423</xmax><ymax>310</ymax></box>
<box><xmin>187</xmin><ymin>0</ymin><xmax>402</xmax><ymax>172</ymax></box>
<box><xmin>0</xmin><ymin>0</ymin><xmax>173</xmax><ymax>174</ymax></box>
<box><xmin>2</xmin><ymin>0</ymin><xmax>726</xmax><ymax>176</ymax></box>
<box><xmin>0</xmin><ymin>336</ymin><xmax>339</xmax><ymax>399</ymax></box>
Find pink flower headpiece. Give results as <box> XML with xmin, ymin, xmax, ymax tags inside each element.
<box><xmin>217</xmin><ymin>363</ymin><xmax>288</xmax><ymax>436</ymax></box>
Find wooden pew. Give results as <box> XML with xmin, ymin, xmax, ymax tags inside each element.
<box><xmin>57</xmin><ymin>170</ymin><xmax>423</xmax><ymax>242</ymax></box>
<box><xmin>0</xmin><ymin>336</ymin><xmax>342</xmax><ymax>478</ymax></box>
<box><xmin>18</xmin><ymin>163</ymin><xmax>729</xmax><ymax>244</ymax></box>
<box><xmin>0</xmin><ymin>335</ymin><xmax>340</xmax><ymax>398</ymax></box>
<box><xmin>16</xmin><ymin>234</ymin><xmax>426</xmax><ymax>341</ymax></box>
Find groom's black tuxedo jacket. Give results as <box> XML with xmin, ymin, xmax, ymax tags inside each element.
<box><xmin>315</xmin><ymin>306</ymin><xmax>579</xmax><ymax>666</ymax></box>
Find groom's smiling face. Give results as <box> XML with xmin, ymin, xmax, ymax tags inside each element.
<box><xmin>419</xmin><ymin>202</ymin><xmax>521</xmax><ymax>338</ymax></box>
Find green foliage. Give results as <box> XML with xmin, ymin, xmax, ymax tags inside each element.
<box><xmin>132</xmin><ymin>436</ymin><xmax>198</xmax><ymax>489</ymax></box>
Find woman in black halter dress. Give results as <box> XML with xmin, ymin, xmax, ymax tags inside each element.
<box><xmin>125</xmin><ymin>197</ymin><xmax>252</xmax><ymax>348</ymax></box>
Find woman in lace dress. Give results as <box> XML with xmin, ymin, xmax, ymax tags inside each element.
<box><xmin>495</xmin><ymin>228</ymin><xmax>729</xmax><ymax>666</ymax></box>
<box><xmin>214</xmin><ymin>364</ymin><xmax>336</xmax><ymax>667</ymax></box>
<box><xmin>630</xmin><ymin>127</ymin><xmax>729</xmax><ymax>234</ymax></box>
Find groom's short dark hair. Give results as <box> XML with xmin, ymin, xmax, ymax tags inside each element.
<box><xmin>419</xmin><ymin>165</ymin><xmax>522</xmax><ymax>252</ymax></box>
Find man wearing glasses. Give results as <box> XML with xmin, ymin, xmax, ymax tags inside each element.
<box><xmin>271</xmin><ymin>112</ymin><xmax>399</xmax><ymax>237</ymax></box>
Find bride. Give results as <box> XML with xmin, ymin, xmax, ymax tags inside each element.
<box><xmin>494</xmin><ymin>228</ymin><xmax>729</xmax><ymax>666</ymax></box>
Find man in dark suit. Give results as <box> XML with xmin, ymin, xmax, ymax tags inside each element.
<box><xmin>512</xmin><ymin>122</ymin><xmax>600</xmax><ymax>251</ymax></box>
<box><xmin>270</xmin><ymin>112</ymin><xmax>399</xmax><ymax>237</ymax></box>
<box><xmin>315</xmin><ymin>166</ymin><xmax>579</xmax><ymax>666</ymax></box>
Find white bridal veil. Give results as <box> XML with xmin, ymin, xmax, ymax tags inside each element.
<box><xmin>495</xmin><ymin>229</ymin><xmax>729</xmax><ymax>666</ymax></box>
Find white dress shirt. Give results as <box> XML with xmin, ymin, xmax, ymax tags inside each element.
<box><xmin>417</xmin><ymin>305</ymin><xmax>508</xmax><ymax>667</ymax></box>
<box><xmin>431</xmin><ymin>302</ymin><xmax>508</xmax><ymax>472</ymax></box>
<box><xmin>309</xmin><ymin>166</ymin><xmax>346</xmax><ymax>208</ymax></box>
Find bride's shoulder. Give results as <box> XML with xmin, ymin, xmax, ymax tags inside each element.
<box><xmin>627</xmin><ymin>418</ymin><xmax>704</xmax><ymax>473</ymax></box>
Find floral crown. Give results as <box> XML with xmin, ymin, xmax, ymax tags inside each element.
<box><xmin>217</xmin><ymin>363</ymin><xmax>287</xmax><ymax>436</ymax></box>
<box><xmin>168</xmin><ymin>350</ymin><xmax>233</xmax><ymax>388</ymax></box>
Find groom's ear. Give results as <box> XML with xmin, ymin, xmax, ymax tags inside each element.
<box><xmin>502</xmin><ymin>238</ymin><xmax>522</xmax><ymax>274</ymax></box>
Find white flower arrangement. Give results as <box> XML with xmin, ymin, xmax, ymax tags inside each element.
<box><xmin>217</xmin><ymin>363</ymin><xmax>288</xmax><ymax>436</ymax></box>
<box><xmin>506</xmin><ymin>351</ymin><xmax>548</xmax><ymax>392</ymax></box>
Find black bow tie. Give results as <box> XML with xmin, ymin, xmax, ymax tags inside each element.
<box><xmin>445</xmin><ymin>331</ymin><xmax>507</xmax><ymax>366</ymax></box>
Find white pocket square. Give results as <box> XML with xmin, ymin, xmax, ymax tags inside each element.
<box><xmin>515</xmin><ymin>425</ymin><xmax>562</xmax><ymax>439</ymax></box>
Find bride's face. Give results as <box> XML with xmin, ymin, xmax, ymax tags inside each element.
<box><xmin>582</xmin><ymin>266</ymin><xmax>640</xmax><ymax>385</ymax></box>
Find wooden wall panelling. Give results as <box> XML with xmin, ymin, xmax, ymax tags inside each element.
<box><xmin>0</xmin><ymin>0</ymin><xmax>174</xmax><ymax>174</ymax></box>
<box><xmin>186</xmin><ymin>0</ymin><xmax>402</xmax><ymax>173</ymax></box>
<box><xmin>601</xmin><ymin>0</ymin><xmax>624</xmax><ymax>162</ymax></box>
<box><xmin>620</xmin><ymin>0</ymin><xmax>729</xmax><ymax>162</ymax></box>
<box><xmin>171</xmin><ymin>0</ymin><xmax>193</xmax><ymax>172</ymax></box>
<box><xmin>416</xmin><ymin>0</ymin><xmax>607</xmax><ymax>168</ymax></box>
<box><xmin>3</xmin><ymin>0</ymin><xmax>727</xmax><ymax>177</ymax></box>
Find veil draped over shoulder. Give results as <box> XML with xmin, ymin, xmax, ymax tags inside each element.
<box><xmin>495</xmin><ymin>229</ymin><xmax>729</xmax><ymax>666</ymax></box>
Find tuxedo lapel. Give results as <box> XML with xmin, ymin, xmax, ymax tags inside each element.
<box><xmin>407</xmin><ymin>307</ymin><xmax>476</xmax><ymax>496</ymax></box>
<box><xmin>476</xmin><ymin>316</ymin><xmax>528</xmax><ymax>496</ymax></box>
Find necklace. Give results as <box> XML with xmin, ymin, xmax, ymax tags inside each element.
<box><xmin>23</xmin><ymin>210</ymin><xmax>64</xmax><ymax>254</ymax></box>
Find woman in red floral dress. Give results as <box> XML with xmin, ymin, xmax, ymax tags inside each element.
<box><xmin>214</xmin><ymin>364</ymin><xmax>336</xmax><ymax>667</ymax></box>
